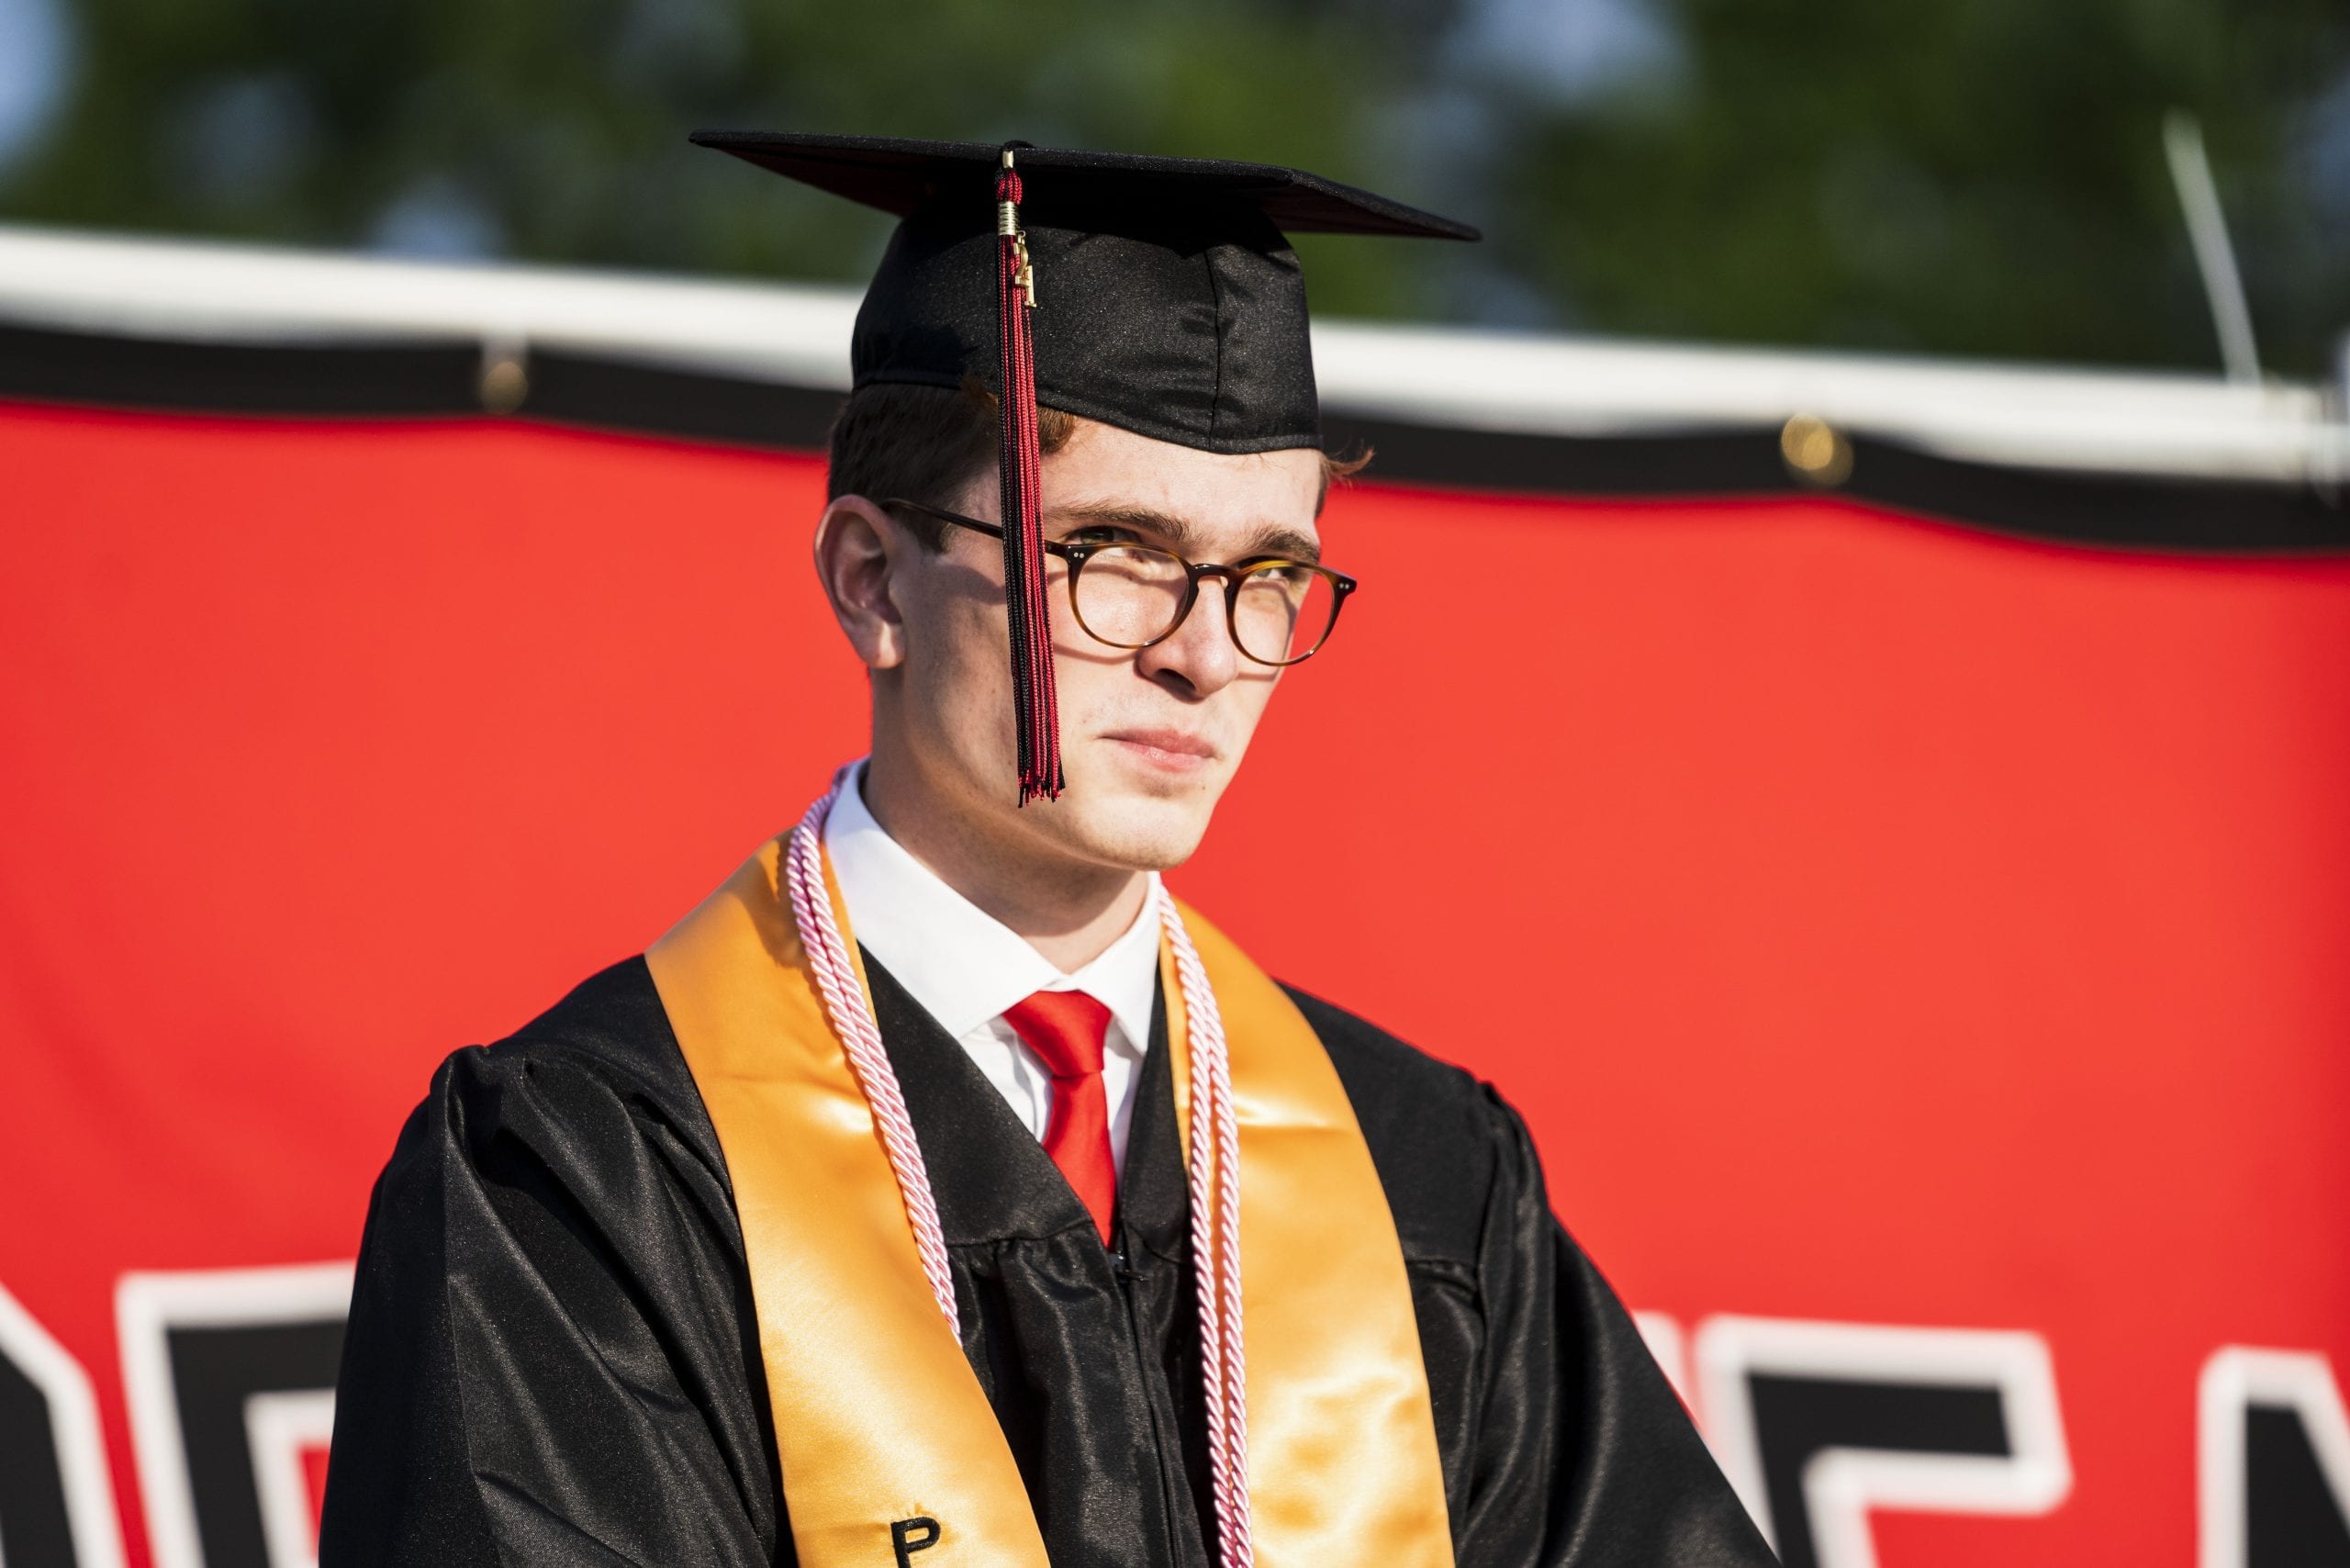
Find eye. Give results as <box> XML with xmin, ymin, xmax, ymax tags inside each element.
<box><xmin>1061</xmin><ymin>524</ymin><xmax>1142</xmax><ymax>547</ymax></box>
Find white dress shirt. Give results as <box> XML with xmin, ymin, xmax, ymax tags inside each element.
<box><xmin>823</xmin><ymin>767</ymin><xmax>1162</xmax><ymax>1172</ymax></box>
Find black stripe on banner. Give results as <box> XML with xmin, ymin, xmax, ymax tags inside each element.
<box><xmin>1320</xmin><ymin>412</ymin><xmax>2350</xmax><ymax>554</ymax></box>
<box><xmin>0</xmin><ymin>320</ymin><xmax>483</xmax><ymax>413</ymax></box>
<box><xmin>526</xmin><ymin>351</ymin><xmax>842</xmax><ymax>450</ymax></box>
<box><xmin>3</xmin><ymin>321</ymin><xmax>2342</xmax><ymax>554</ymax></box>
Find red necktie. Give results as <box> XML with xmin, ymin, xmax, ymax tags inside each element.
<box><xmin>1002</xmin><ymin>990</ymin><xmax>1117</xmax><ymax>1244</ymax></box>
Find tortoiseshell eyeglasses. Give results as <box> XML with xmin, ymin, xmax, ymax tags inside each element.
<box><xmin>883</xmin><ymin>498</ymin><xmax>1358</xmax><ymax>668</ymax></box>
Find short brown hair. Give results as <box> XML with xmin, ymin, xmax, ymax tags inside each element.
<box><xmin>825</xmin><ymin>382</ymin><xmax>1369</xmax><ymax>551</ymax></box>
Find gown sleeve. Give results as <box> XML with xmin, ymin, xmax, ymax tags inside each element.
<box><xmin>1458</xmin><ymin>1088</ymin><xmax>1777</xmax><ymax>1567</ymax></box>
<box><xmin>318</xmin><ymin>1009</ymin><xmax>784</xmax><ymax>1568</ymax></box>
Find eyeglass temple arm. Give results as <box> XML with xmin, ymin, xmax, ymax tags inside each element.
<box><xmin>884</xmin><ymin>498</ymin><xmax>1091</xmax><ymax>558</ymax></box>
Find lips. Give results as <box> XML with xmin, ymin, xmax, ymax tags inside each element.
<box><xmin>1102</xmin><ymin>728</ymin><xmax>1220</xmax><ymax>763</ymax></box>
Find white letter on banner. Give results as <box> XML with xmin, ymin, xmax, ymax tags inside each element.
<box><xmin>1694</xmin><ymin>1316</ymin><xmax>2070</xmax><ymax>1568</ymax></box>
<box><xmin>0</xmin><ymin>1277</ymin><xmax>128</xmax><ymax>1568</ymax></box>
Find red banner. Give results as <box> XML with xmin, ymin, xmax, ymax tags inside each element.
<box><xmin>6</xmin><ymin>399</ymin><xmax>2348</xmax><ymax>1568</ymax></box>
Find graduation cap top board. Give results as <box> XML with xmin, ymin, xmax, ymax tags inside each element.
<box><xmin>691</xmin><ymin>130</ymin><xmax>1480</xmax><ymax>801</ymax></box>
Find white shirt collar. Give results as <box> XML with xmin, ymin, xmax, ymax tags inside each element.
<box><xmin>822</xmin><ymin>765</ymin><xmax>1161</xmax><ymax>1060</ymax></box>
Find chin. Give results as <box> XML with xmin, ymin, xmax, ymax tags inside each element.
<box><xmin>1036</xmin><ymin>787</ymin><xmax>1217</xmax><ymax>873</ymax></box>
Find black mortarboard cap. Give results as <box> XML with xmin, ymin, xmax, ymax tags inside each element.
<box><xmin>688</xmin><ymin>131</ymin><xmax>1478</xmax><ymax>454</ymax></box>
<box><xmin>693</xmin><ymin>131</ymin><xmax>1477</xmax><ymax>803</ymax></box>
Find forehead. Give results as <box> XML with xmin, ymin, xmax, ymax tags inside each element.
<box><xmin>1039</xmin><ymin>419</ymin><xmax>1324</xmax><ymax>545</ymax></box>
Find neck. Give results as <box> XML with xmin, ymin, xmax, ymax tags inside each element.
<box><xmin>858</xmin><ymin>750</ymin><xmax>1151</xmax><ymax>975</ymax></box>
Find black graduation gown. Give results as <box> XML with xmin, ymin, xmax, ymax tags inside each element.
<box><xmin>319</xmin><ymin>953</ymin><xmax>1774</xmax><ymax>1568</ymax></box>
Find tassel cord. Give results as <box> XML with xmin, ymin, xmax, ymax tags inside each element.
<box><xmin>995</xmin><ymin>158</ymin><xmax>1063</xmax><ymax>803</ymax></box>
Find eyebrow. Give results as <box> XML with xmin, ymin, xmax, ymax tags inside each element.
<box><xmin>1046</xmin><ymin>501</ymin><xmax>1322</xmax><ymax>566</ymax></box>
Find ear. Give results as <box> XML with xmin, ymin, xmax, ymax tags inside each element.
<box><xmin>812</xmin><ymin>496</ymin><xmax>913</xmax><ymax>671</ymax></box>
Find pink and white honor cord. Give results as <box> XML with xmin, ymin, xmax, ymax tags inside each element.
<box><xmin>784</xmin><ymin>766</ymin><xmax>1253</xmax><ymax>1567</ymax></box>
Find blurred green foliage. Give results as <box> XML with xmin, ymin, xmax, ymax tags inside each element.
<box><xmin>1</xmin><ymin>0</ymin><xmax>2344</xmax><ymax>374</ymax></box>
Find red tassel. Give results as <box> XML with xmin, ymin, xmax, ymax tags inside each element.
<box><xmin>996</xmin><ymin>151</ymin><xmax>1062</xmax><ymax>803</ymax></box>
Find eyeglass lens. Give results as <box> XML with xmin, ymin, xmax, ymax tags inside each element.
<box><xmin>1070</xmin><ymin>547</ymin><xmax>1338</xmax><ymax>664</ymax></box>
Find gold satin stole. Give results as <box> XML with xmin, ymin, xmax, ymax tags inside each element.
<box><xmin>646</xmin><ymin>838</ymin><xmax>1454</xmax><ymax>1567</ymax></box>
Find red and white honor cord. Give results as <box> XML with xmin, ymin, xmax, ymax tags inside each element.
<box><xmin>1159</xmin><ymin>873</ymin><xmax>1254</xmax><ymax>1567</ymax></box>
<box><xmin>784</xmin><ymin>764</ymin><xmax>1253</xmax><ymax>1567</ymax></box>
<box><xmin>782</xmin><ymin>776</ymin><xmax>960</xmax><ymax>1320</ymax></box>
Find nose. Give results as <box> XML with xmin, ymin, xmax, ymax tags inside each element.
<box><xmin>1135</xmin><ymin>583</ymin><xmax>1241</xmax><ymax>699</ymax></box>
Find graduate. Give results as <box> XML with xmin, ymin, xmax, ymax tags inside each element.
<box><xmin>320</xmin><ymin>133</ymin><xmax>1775</xmax><ymax>1568</ymax></box>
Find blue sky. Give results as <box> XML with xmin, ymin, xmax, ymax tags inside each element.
<box><xmin>0</xmin><ymin>0</ymin><xmax>69</xmax><ymax>178</ymax></box>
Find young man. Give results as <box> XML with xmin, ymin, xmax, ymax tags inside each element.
<box><xmin>321</xmin><ymin>134</ymin><xmax>1774</xmax><ymax>1568</ymax></box>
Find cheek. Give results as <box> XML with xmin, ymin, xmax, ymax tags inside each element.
<box><xmin>905</xmin><ymin>594</ymin><xmax>1012</xmax><ymax>736</ymax></box>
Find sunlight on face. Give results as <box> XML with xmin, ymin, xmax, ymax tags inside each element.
<box><xmin>888</xmin><ymin>418</ymin><xmax>1326</xmax><ymax>876</ymax></box>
